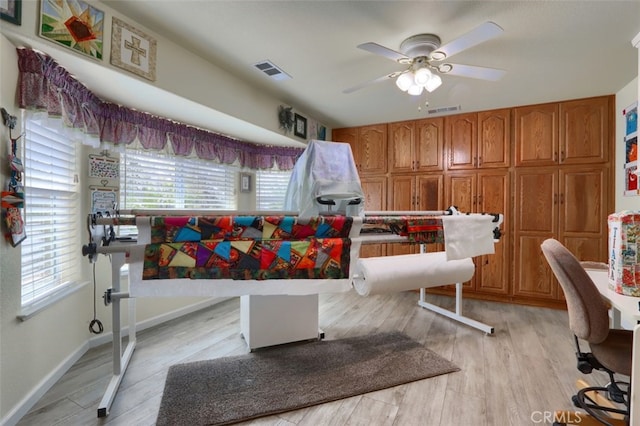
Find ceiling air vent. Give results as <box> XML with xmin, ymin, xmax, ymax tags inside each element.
<box><xmin>425</xmin><ymin>105</ymin><xmax>461</xmax><ymax>115</ymax></box>
<box><xmin>253</xmin><ymin>60</ymin><xmax>292</xmax><ymax>81</ymax></box>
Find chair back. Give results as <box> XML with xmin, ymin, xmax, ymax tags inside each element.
<box><xmin>540</xmin><ymin>239</ymin><xmax>610</xmax><ymax>344</ymax></box>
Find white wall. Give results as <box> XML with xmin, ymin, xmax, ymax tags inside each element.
<box><xmin>615</xmin><ymin>77</ymin><xmax>640</xmax><ymax>212</ymax></box>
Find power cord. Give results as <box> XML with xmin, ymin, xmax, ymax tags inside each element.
<box><xmin>89</xmin><ymin>262</ymin><xmax>104</xmax><ymax>334</ymax></box>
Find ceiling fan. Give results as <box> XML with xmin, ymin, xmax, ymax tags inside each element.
<box><xmin>344</xmin><ymin>21</ymin><xmax>506</xmax><ymax>96</ymax></box>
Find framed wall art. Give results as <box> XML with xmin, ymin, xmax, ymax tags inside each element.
<box><xmin>39</xmin><ymin>0</ymin><xmax>104</xmax><ymax>60</ymax></box>
<box><xmin>110</xmin><ymin>17</ymin><xmax>157</xmax><ymax>81</ymax></box>
<box><xmin>240</xmin><ymin>173</ymin><xmax>252</xmax><ymax>193</ymax></box>
<box><xmin>294</xmin><ymin>113</ymin><xmax>307</xmax><ymax>139</ymax></box>
<box><xmin>0</xmin><ymin>0</ymin><xmax>21</xmax><ymax>25</ymax></box>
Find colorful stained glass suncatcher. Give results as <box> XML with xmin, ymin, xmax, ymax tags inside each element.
<box><xmin>39</xmin><ymin>0</ymin><xmax>104</xmax><ymax>60</ymax></box>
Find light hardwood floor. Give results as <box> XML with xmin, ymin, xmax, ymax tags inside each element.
<box><xmin>17</xmin><ymin>291</ymin><xmax>617</xmax><ymax>426</ymax></box>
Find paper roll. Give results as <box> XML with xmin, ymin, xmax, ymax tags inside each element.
<box><xmin>352</xmin><ymin>252</ymin><xmax>475</xmax><ymax>296</ymax></box>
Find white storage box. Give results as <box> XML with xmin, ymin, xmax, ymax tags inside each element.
<box><xmin>608</xmin><ymin>211</ymin><xmax>640</xmax><ymax>296</ymax></box>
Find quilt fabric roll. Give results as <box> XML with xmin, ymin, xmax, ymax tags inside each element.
<box><xmin>353</xmin><ymin>252</ymin><xmax>474</xmax><ymax>296</ymax></box>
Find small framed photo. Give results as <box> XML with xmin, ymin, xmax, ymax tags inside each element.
<box><xmin>240</xmin><ymin>173</ymin><xmax>252</xmax><ymax>193</ymax></box>
<box><xmin>1</xmin><ymin>0</ymin><xmax>21</xmax><ymax>25</ymax></box>
<box><xmin>294</xmin><ymin>113</ymin><xmax>307</xmax><ymax>139</ymax></box>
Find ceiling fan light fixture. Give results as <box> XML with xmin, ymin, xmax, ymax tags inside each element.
<box><xmin>395</xmin><ymin>72</ymin><xmax>414</xmax><ymax>91</ymax></box>
<box><xmin>407</xmin><ymin>84</ymin><xmax>423</xmax><ymax>96</ymax></box>
<box><xmin>414</xmin><ymin>67</ymin><xmax>432</xmax><ymax>86</ymax></box>
<box><xmin>425</xmin><ymin>74</ymin><xmax>442</xmax><ymax>92</ymax></box>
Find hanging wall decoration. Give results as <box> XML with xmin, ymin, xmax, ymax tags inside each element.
<box><xmin>110</xmin><ymin>17</ymin><xmax>157</xmax><ymax>81</ymax></box>
<box><xmin>1</xmin><ymin>108</ymin><xmax>26</xmax><ymax>247</ymax></box>
<box><xmin>39</xmin><ymin>0</ymin><xmax>105</xmax><ymax>60</ymax></box>
<box><xmin>623</xmin><ymin>101</ymin><xmax>638</xmax><ymax>196</ymax></box>
<box><xmin>89</xmin><ymin>153</ymin><xmax>119</xmax><ymax>179</ymax></box>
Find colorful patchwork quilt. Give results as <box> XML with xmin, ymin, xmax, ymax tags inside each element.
<box><xmin>143</xmin><ymin>216</ymin><xmax>353</xmax><ymax>280</ymax></box>
<box><xmin>363</xmin><ymin>216</ymin><xmax>445</xmax><ymax>244</ymax></box>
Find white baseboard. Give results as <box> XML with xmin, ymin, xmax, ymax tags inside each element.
<box><xmin>1</xmin><ymin>297</ymin><xmax>231</xmax><ymax>426</ymax></box>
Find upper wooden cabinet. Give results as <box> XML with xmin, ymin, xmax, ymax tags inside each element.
<box><xmin>332</xmin><ymin>124</ymin><xmax>387</xmax><ymax>175</ymax></box>
<box><xmin>388</xmin><ymin>118</ymin><xmax>444</xmax><ymax>173</ymax></box>
<box><xmin>445</xmin><ymin>109</ymin><xmax>510</xmax><ymax>170</ymax></box>
<box><xmin>514</xmin><ymin>96</ymin><xmax>611</xmax><ymax>166</ymax></box>
<box><xmin>559</xmin><ymin>96</ymin><xmax>610</xmax><ymax>164</ymax></box>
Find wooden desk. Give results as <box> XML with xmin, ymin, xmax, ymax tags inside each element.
<box><xmin>586</xmin><ymin>268</ymin><xmax>640</xmax><ymax>426</ymax></box>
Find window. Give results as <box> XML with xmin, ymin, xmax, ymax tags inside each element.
<box><xmin>120</xmin><ymin>149</ymin><xmax>237</xmax><ymax>210</ymax></box>
<box><xmin>256</xmin><ymin>169</ymin><xmax>292</xmax><ymax>210</ymax></box>
<box><xmin>21</xmin><ymin>116</ymin><xmax>80</xmax><ymax>307</ymax></box>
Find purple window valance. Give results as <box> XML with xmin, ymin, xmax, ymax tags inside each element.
<box><xmin>16</xmin><ymin>48</ymin><xmax>303</xmax><ymax>170</ymax></box>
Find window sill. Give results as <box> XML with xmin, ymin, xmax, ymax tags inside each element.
<box><xmin>18</xmin><ymin>281</ymin><xmax>90</xmax><ymax>321</ymax></box>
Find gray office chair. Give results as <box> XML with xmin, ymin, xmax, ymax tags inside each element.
<box><xmin>541</xmin><ymin>238</ymin><xmax>633</xmax><ymax>426</ymax></box>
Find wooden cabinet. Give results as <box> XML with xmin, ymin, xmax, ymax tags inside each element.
<box><xmin>513</xmin><ymin>166</ymin><xmax>609</xmax><ymax>301</ymax></box>
<box><xmin>389</xmin><ymin>118</ymin><xmax>444</xmax><ymax>173</ymax></box>
<box><xmin>387</xmin><ymin>174</ymin><xmax>444</xmax><ymax>256</ymax></box>
<box><xmin>560</xmin><ymin>96</ymin><xmax>610</xmax><ymax>164</ymax></box>
<box><xmin>360</xmin><ymin>176</ymin><xmax>387</xmax><ymax>258</ymax></box>
<box><xmin>445</xmin><ymin>170</ymin><xmax>510</xmax><ymax>294</ymax></box>
<box><xmin>446</xmin><ymin>109</ymin><xmax>510</xmax><ymax>170</ymax></box>
<box><xmin>332</xmin><ymin>124</ymin><xmax>387</xmax><ymax>175</ymax></box>
<box><xmin>514</xmin><ymin>96</ymin><xmax>611</xmax><ymax>167</ymax></box>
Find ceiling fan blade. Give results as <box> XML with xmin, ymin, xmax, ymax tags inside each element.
<box><xmin>443</xmin><ymin>63</ymin><xmax>506</xmax><ymax>81</ymax></box>
<box><xmin>343</xmin><ymin>71</ymin><xmax>403</xmax><ymax>94</ymax></box>
<box><xmin>357</xmin><ymin>42</ymin><xmax>408</xmax><ymax>62</ymax></box>
<box><xmin>430</xmin><ymin>21</ymin><xmax>503</xmax><ymax>60</ymax></box>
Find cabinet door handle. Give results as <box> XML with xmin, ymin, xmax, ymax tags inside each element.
<box><xmin>473</xmin><ymin>156</ymin><xmax>477</xmax><ymax>167</ymax></box>
<box><xmin>560</xmin><ymin>193</ymin><xmax>564</xmax><ymax>204</ymax></box>
<box><xmin>554</xmin><ymin>152</ymin><xmax>558</xmax><ymax>162</ymax></box>
<box><xmin>560</xmin><ymin>150</ymin><xmax>565</xmax><ymax>162</ymax></box>
<box><xmin>478</xmin><ymin>156</ymin><xmax>482</xmax><ymax>167</ymax></box>
<box><xmin>554</xmin><ymin>193</ymin><xmax>558</xmax><ymax>204</ymax></box>
<box><xmin>478</xmin><ymin>195</ymin><xmax>483</xmax><ymax>204</ymax></box>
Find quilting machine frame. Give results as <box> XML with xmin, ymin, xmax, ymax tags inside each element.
<box><xmin>82</xmin><ymin>208</ymin><xmax>502</xmax><ymax>418</ymax></box>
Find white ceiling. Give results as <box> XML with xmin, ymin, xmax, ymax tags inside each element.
<box><xmin>53</xmin><ymin>1</ymin><xmax>640</xmax><ymax>145</ymax></box>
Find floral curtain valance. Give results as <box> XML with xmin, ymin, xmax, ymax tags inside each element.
<box><xmin>16</xmin><ymin>48</ymin><xmax>303</xmax><ymax>170</ymax></box>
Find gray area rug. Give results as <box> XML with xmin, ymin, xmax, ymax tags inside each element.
<box><xmin>156</xmin><ymin>331</ymin><xmax>459</xmax><ymax>425</ymax></box>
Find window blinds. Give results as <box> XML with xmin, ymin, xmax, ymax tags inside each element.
<box><xmin>21</xmin><ymin>118</ymin><xmax>80</xmax><ymax>306</ymax></box>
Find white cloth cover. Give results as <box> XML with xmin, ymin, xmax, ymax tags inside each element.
<box><xmin>284</xmin><ymin>140</ymin><xmax>365</xmax><ymax>218</ymax></box>
<box><xmin>441</xmin><ymin>214</ymin><xmax>501</xmax><ymax>260</ymax></box>
<box><xmin>352</xmin><ymin>252</ymin><xmax>475</xmax><ymax>296</ymax></box>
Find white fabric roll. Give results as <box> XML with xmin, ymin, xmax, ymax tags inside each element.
<box><xmin>352</xmin><ymin>252</ymin><xmax>475</xmax><ymax>296</ymax></box>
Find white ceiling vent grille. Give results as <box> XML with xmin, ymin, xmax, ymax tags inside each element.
<box><xmin>425</xmin><ymin>105</ymin><xmax>461</xmax><ymax>115</ymax></box>
<box><xmin>253</xmin><ymin>60</ymin><xmax>292</xmax><ymax>81</ymax></box>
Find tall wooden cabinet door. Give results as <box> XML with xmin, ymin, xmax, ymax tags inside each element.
<box><xmin>478</xmin><ymin>109</ymin><xmax>510</xmax><ymax>169</ymax></box>
<box><xmin>415</xmin><ymin>117</ymin><xmax>444</xmax><ymax>172</ymax></box>
<box><xmin>476</xmin><ymin>171</ymin><xmax>510</xmax><ymax>294</ymax></box>
<box><xmin>559</xmin><ymin>96</ymin><xmax>610</xmax><ymax>165</ymax></box>
<box><xmin>387</xmin><ymin>175</ymin><xmax>415</xmax><ymax>256</ymax></box>
<box><xmin>388</xmin><ymin>121</ymin><xmax>415</xmax><ymax>173</ymax></box>
<box><xmin>513</xmin><ymin>168</ymin><xmax>559</xmax><ymax>299</ymax></box>
<box><xmin>360</xmin><ymin>176</ymin><xmax>387</xmax><ymax>258</ymax></box>
<box><xmin>332</xmin><ymin>127</ymin><xmax>359</xmax><ymax>169</ymax></box>
<box><xmin>359</xmin><ymin>124</ymin><xmax>388</xmax><ymax>175</ymax></box>
<box><xmin>445</xmin><ymin>113</ymin><xmax>478</xmax><ymax>170</ymax></box>
<box><xmin>416</xmin><ymin>175</ymin><xmax>444</xmax><ymax>253</ymax></box>
<box><xmin>514</xmin><ymin>103</ymin><xmax>559</xmax><ymax>167</ymax></box>
<box><xmin>559</xmin><ymin>167</ymin><xmax>609</xmax><ymax>262</ymax></box>
<box><xmin>514</xmin><ymin>168</ymin><xmax>558</xmax><ymax>234</ymax></box>
<box><xmin>446</xmin><ymin>173</ymin><xmax>477</xmax><ymax>213</ymax></box>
